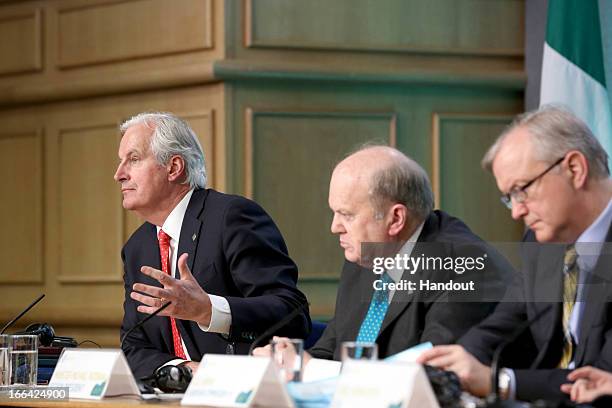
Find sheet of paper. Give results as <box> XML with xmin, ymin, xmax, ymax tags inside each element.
<box><xmin>302</xmin><ymin>358</ymin><xmax>341</xmax><ymax>382</ymax></box>
<box><xmin>384</xmin><ymin>342</ymin><xmax>433</xmax><ymax>363</ymax></box>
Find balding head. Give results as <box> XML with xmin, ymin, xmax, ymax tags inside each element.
<box><xmin>333</xmin><ymin>146</ymin><xmax>434</xmax><ymax>221</ymax></box>
<box><xmin>328</xmin><ymin>145</ymin><xmax>434</xmax><ymax>263</ymax></box>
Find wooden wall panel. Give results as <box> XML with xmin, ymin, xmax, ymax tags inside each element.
<box><xmin>245</xmin><ymin>109</ymin><xmax>396</xmax><ymax>283</ymax></box>
<box><xmin>0</xmin><ymin>9</ymin><xmax>42</xmax><ymax>75</ymax></box>
<box><xmin>245</xmin><ymin>0</ymin><xmax>523</xmax><ymax>56</ymax></box>
<box><xmin>432</xmin><ymin>113</ymin><xmax>524</xmax><ymax>242</ymax></box>
<box><xmin>56</xmin><ymin>124</ymin><xmax>123</xmax><ymax>283</ymax></box>
<box><xmin>57</xmin><ymin>0</ymin><xmax>213</xmax><ymax>68</ymax></box>
<box><xmin>0</xmin><ymin>130</ymin><xmax>43</xmax><ymax>284</ymax></box>
<box><xmin>0</xmin><ymin>0</ymin><xmax>224</xmax><ymax>106</ymax></box>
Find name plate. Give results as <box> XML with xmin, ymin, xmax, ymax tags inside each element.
<box><xmin>181</xmin><ymin>354</ymin><xmax>293</xmax><ymax>408</ymax></box>
<box><xmin>49</xmin><ymin>349</ymin><xmax>139</xmax><ymax>399</ymax></box>
<box><xmin>330</xmin><ymin>360</ymin><xmax>439</xmax><ymax>408</ymax></box>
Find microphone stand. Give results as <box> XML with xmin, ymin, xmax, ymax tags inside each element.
<box><xmin>0</xmin><ymin>294</ymin><xmax>45</xmax><ymax>334</ymax></box>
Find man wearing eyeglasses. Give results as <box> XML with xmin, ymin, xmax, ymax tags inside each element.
<box><xmin>418</xmin><ymin>106</ymin><xmax>612</xmax><ymax>403</ymax></box>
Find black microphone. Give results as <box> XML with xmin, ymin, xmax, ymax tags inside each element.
<box><xmin>487</xmin><ymin>305</ymin><xmax>553</xmax><ymax>407</ymax></box>
<box><xmin>0</xmin><ymin>294</ymin><xmax>45</xmax><ymax>334</ymax></box>
<box><xmin>248</xmin><ymin>301</ymin><xmax>310</xmax><ymax>355</ymax></box>
<box><xmin>120</xmin><ymin>301</ymin><xmax>172</xmax><ymax>350</ymax></box>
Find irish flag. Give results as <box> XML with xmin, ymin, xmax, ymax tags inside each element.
<box><xmin>540</xmin><ymin>0</ymin><xmax>612</xmax><ymax>156</ymax></box>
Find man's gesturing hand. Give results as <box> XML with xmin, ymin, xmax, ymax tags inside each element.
<box><xmin>131</xmin><ymin>253</ymin><xmax>213</xmax><ymax>326</ymax></box>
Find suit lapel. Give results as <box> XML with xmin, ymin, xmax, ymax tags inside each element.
<box><xmin>177</xmin><ymin>216</ymin><xmax>201</xmax><ymax>272</ymax></box>
<box><xmin>142</xmin><ymin>222</ymin><xmax>164</xmax><ymax>285</ymax></box>
<box><xmin>575</xmin><ymin>225</ymin><xmax>612</xmax><ymax>363</ymax></box>
<box><xmin>531</xmin><ymin>244</ymin><xmax>564</xmax><ymax>366</ymax></box>
<box><xmin>574</xmin><ymin>269</ymin><xmax>608</xmax><ymax>364</ymax></box>
<box><xmin>176</xmin><ymin>189</ymin><xmax>207</xmax><ymax>272</ymax></box>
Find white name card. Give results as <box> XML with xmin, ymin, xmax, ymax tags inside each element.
<box><xmin>49</xmin><ymin>349</ymin><xmax>139</xmax><ymax>400</ymax></box>
<box><xmin>181</xmin><ymin>354</ymin><xmax>294</xmax><ymax>408</ymax></box>
<box><xmin>330</xmin><ymin>360</ymin><xmax>439</xmax><ymax>408</ymax></box>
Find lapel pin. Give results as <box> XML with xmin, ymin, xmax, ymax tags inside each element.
<box><xmin>192</xmin><ymin>233</ymin><xmax>197</xmax><ymax>241</ymax></box>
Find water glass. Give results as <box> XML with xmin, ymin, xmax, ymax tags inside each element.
<box><xmin>341</xmin><ymin>341</ymin><xmax>378</xmax><ymax>363</ymax></box>
<box><xmin>271</xmin><ymin>338</ymin><xmax>304</xmax><ymax>382</ymax></box>
<box><xmin>0</xmin><ymin>335</ymin><xmax>10</xmax><ymax>388</ymax></box>
<box><xmin>10</xmin><ymin>335</ymin><xmax>38</xmax><ymax>387</ymax></box>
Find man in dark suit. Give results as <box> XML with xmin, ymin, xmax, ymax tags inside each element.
<box><xmin>418</xmin><ymin>106</ymin><xmax>612</xmax><ymax>402</ymax></box>
<box><xmin>115</xmin><ymin>112</ymin><xmax>310</xmax><ymax>378</ymax></box>
<box><xmin>256</xmin><ymin>146</ymin><xmax>512</xmax><ymax>366</ymax></box>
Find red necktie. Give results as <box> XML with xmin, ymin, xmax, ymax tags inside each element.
<box><xmin>157</xmin><ymin>230</ymin><xmax>187</xmax><ymax>359</ymax></box>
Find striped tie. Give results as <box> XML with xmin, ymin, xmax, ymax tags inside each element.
<box><xmin>558</xmin><ymin>244</ymin><xmax>578</xmax><ymax>368</ymax></box>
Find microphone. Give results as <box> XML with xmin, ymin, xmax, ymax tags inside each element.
<box><xmin>120</xmin><ymin>301</ymin><xmax>172</xmax><ymax>350</ymax></box>
<box><xmin>248</xmin><ymin>301</ymin><xmax>310</xmax><ymax>355</ymax></box>
<box><xmin>0</xmin><ymin>294</ymin><xmax>45</xmax><ymax>334</ymax></box>
<box><xmin>487</xmin><ymin>305</ymin><xmax>553</xmax><ymax>407</ymax></box>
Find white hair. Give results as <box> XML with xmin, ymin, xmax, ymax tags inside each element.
<box><xmin>482</xmin><ymin>105</ymin><xmax>609</xmax><ymax>179</ymax></box>
<box><xmin>120</xmin><ymin>112</ymin><xmax>207</xmax><ymax>189</ymax></box>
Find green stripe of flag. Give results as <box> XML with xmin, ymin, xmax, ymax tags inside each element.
<box><xmin>546</xmin><ymin>0</ymin><xmax>606</xmax><ymax>86</ymax></box>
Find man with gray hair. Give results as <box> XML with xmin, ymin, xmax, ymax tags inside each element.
<box><xmin>419</xmin><ymin>106</ymin><xmax>612</xmax><ymax>403</ymax></box>
<box><xmin>256</xmin><ymin>145</ymin><xmax>511</xmax><ymax>368</ymax></box>
<box><xmin>115</xmin><ymin>112</ymin><xmax>310</xmax><ymax>378</ymax></box>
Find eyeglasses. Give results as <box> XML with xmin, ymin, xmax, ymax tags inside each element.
<box><xmin>500</xmin><ymin>156</ymin><xmax>565</xmax><ymax>210</ymax></box>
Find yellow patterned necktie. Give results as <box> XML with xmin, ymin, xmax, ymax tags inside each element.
<box><xmin>558</xmin><ymin>244</ymin><xmax>578</xmax><ymax>368</ymax></box>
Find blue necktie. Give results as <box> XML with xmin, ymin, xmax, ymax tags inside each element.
<box><xmin>356</xmin><ymin>272</ymin><xmax>392</xmax><ymax>343</ymax></box>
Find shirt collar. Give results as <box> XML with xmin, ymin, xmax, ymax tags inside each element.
<box><xmin>386</xmin><ymin>221</ymin><xmax>425</xmax><ymax>283</ymax></box>
<box><xmin>575</xmin><ymin>197</ymin><xmax>612</xmax><ymax>270</ymax></box>
<box><xmin>157</xmin><ymin>189</ymin><xmax>195</xmax><ymax>242</ymax></box>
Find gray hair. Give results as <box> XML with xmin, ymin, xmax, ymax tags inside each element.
<box><xmin>120</xmin><ymin>112</ymin><xmax>207</xmax><ymax>189</ymax></box>
<box><xmin>482</xmin><ymin>105</ymin><xmax>609</xmax><ymax>179</ymax></box>
<box><xmin>352</xmin><ymin>145</ymin><xmax>434</xmax><ymax>221</ymax></box>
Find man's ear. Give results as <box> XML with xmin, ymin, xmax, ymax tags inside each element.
<box><xmin>387</xmin><ymin>204</ymin><xmax>408</xmax><ymax>237</ymax></box>
<box><xmin>565</xmin><ymin>151</ymin><xmax>588</xmax><ymax>189</ymax></box>
<box><xmin>167</xmin><ymin>155</ymin><xmax>186</xmax><ymax>182</ymax></box>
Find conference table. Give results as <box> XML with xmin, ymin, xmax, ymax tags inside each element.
<box><xmin>0</xmin><ymin>397</ymin><xmax>185</xmax><ymax>408</ymax></box>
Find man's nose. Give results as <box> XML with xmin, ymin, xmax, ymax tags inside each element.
<box><xmin>511</xmin><ymin>200</ymin><xmax>528</xmax><ymax>220</ymax></box>
<box><xmin>330</xmin><ymin>214</ymin><xmax>344</xmax><ymax>234</ymax></box>
<box><xmin>114</xmin><ymin>162</ymin><xmax>127</xmax><ymax>183</ymax></box>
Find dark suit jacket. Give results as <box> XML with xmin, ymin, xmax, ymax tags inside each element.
<box><xmin>309</xmin><ymin>210</ymin><xmax>513</xmax><ymax>360</ymax></box>
<box><xmin>121</xmin><ymin>189</ymin><xmax>311</xmax><ymax>378</ymax></box>
<box><xmin>459</xmin><ymin>226</ymin><xmax>612</xmax><ymax>402</ymax></box>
